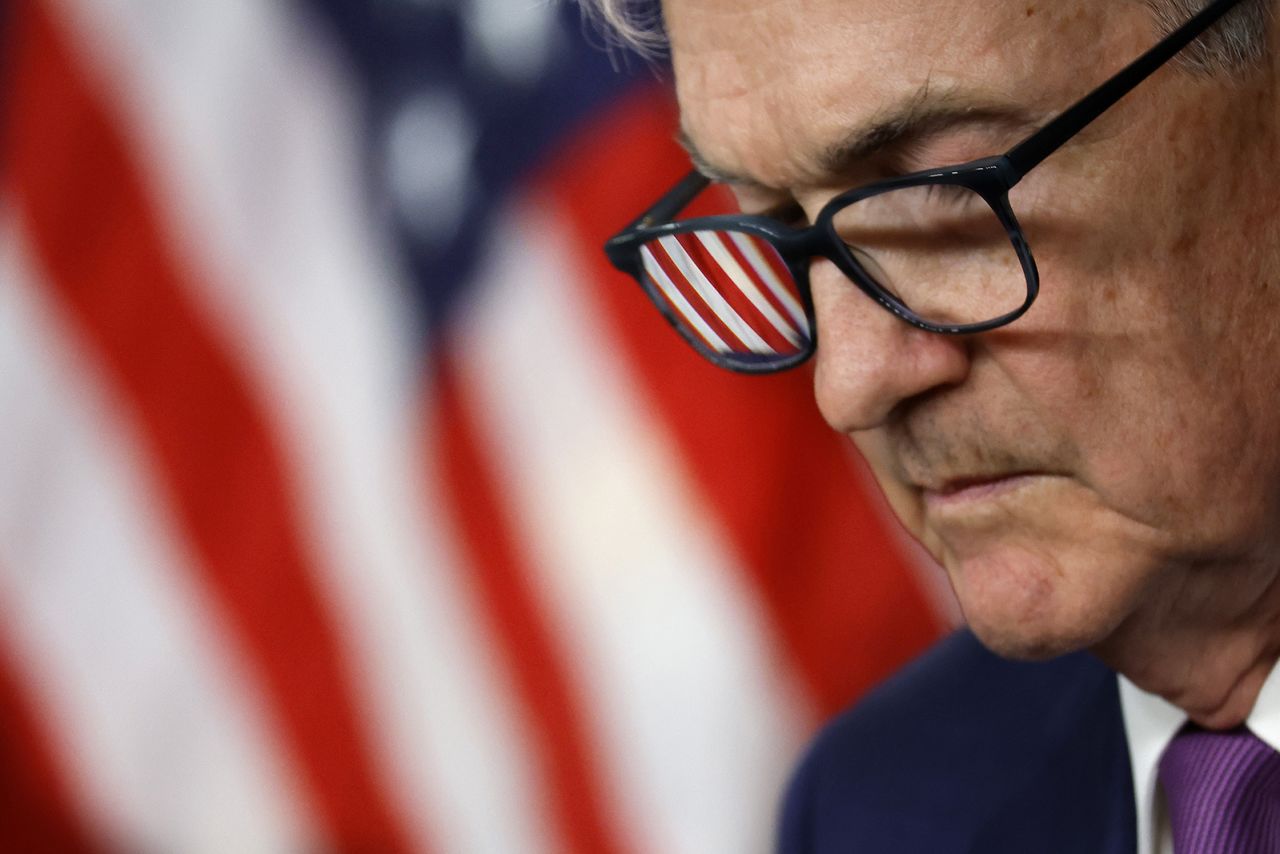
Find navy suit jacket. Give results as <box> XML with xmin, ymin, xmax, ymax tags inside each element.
<box><xmin>778</xmin><ymin>630</ymin><xmax>1137</xmax><ymax>853</ymax></box>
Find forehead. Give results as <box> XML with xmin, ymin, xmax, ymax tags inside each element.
<box><xmin>664</xmin><ymin>0</ymin><xmax>1141</xmax><ymax>189</ymax></box>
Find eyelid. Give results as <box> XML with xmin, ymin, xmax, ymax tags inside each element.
<box><xmin>881</xmin><ymin>119</ymin><xmax>1039</xmax><ymax>176</ymax></box>
<box><xmin>880</xmin><ymin>138</ymin><xmax>958</xmax><ymax>177</ymax></box>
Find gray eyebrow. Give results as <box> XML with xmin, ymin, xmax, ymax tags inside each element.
<box><xmin>677</xmin><ymin>86</ymin><xmax>1039</xmax><ymax>189</ymax></box>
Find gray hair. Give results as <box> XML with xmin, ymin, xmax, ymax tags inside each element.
<box><xmin>576</xmin><ymin>0</ymin><xmax>666</xmax><ymax>55</ymax></box>
<box><xmin>579</xmin><ymin>0</ymin><xmax>1272</xmax><ymax>73</ymax></box>
<box><xmin>1149</xmin><ymin>0</ymin><xmax>1272</xmax><ymax>70</ymax></box>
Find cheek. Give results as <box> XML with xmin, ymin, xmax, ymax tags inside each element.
<box><xmin>1084</xmin><ymin>390</ymin><xmax>1280</xmax><ymax>558</ymax></box>
<box><xmin>993</xmin><ymin>325</ymin><xmax>1280</xmax><ymax>565</ymax></box>
<box><xmin>995</xmin><ymin>176</ymin><xmax>1278</xmax><ymax>546</ymax></box>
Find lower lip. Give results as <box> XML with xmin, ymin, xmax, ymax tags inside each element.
<box><xmin>923</xmin><ymin>473</ymin><xmax>1042</xmax><ymax>509</ymax></box>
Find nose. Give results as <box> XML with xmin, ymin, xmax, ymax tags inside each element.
<box><xmin>810</xmin><ymin>259</ymin><xmax>973</xmax><ymax>432</ymax></box>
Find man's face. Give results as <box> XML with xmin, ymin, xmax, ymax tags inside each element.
<box><xmin>666</xmin><ymin>0</ymin><xmax>1280</xmax><ymax>660</ymax></box>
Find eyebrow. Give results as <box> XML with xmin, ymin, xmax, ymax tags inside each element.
<box><xmin>678</xmin><ymin>88</ymin><xmax>1041</xmax><ymax>190</ymax></box>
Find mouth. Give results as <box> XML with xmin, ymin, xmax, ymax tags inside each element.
<box><xmin>921</xmin><ymin>472</ymin><xmax>1045</xmax><ymax>509</ymax></box>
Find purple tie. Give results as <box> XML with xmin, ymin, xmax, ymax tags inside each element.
<box><xmin>1158</xmin><ymin>725</ymin><xmax>1280</xmax><ymax>853</ymax></box>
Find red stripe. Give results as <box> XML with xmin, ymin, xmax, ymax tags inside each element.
<box><xmin>721</xmin><ymin>234</ymin><xmax>806</xmax><ymax>335</ymax></box>
<box><xmin>0</xmin><ymin>620</ymin><xmax>100</xmax><ymax>854</ymax></box>
<box><xmin>639</xmin><ymin>246</ymin><xmax>724</xmax><ymax>352</ymax></box>
<box><xmin>547</xmin><ymin>88</ymin><xmax>943</xmax><ymax>719</ymax></box>
<box><xmin>432</xmin><ymin>358</ymin><xmax>630</xmax><ymax>854</ymax></box>
<box><xmin>747</xmin><ymin>232</ymin><xmax>798</xmax><ymax>297</ymax></box>
<box><xmin>0</xmin><ymin>5</ymin><xmax>416</xmax><ymax>850</ymax></box>
<box><xmin>679</xmin><ymin>232</ymin><xmax>795</xmax><ymax>353</ymax></box>
<box><xmin>647</xmin><ymin>240</ymin><xmax>745</xmax><ymax>351</ymax></box>
<box><xmin>671</xmin><ymin>184</ymin><xmax>803</xmax><ymax>333</ymax></box>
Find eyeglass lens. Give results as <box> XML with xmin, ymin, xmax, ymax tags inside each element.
<box><xmin>832</xmin><ymin>184</ymin><xmax>1027</xmax><ymax>327</ymax></box>
<box><xmin>638</xmin><ymin>230</ymin><xmax>813</xmax><ymax>364</ymax></box>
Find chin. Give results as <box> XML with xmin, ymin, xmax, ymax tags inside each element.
<box><xmin>964</xmin><ymin>616</ymin><xmax>1103</xmax><ymax>662</ymax></box>
<box><xmin>943</xmin><ymin>543</ymin><xmax>1123</xmax><ymax>663</ymax></box>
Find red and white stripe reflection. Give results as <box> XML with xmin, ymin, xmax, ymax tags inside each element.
<box><xmin>640</xmin><ymin>230</ymin><xmax>810</xmax><ymax>358</ymax></box>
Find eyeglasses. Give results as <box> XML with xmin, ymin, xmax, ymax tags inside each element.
<box><xmin>603</xmin><ymin>0</ymin><xmax>1250</xmax><ymax>373</ymax></box>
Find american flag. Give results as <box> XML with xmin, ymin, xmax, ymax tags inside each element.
<box><xmin>0</xmin><ymin>0</ymin><xmax>950</xmax><ymax>851</ymax></box>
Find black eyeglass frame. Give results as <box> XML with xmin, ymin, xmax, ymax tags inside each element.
<box><xmin>603</xmin><ymin>0</ymin><xmax>1250</xmax><ymax>373</ymax></box>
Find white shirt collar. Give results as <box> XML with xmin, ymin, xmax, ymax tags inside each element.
<box><xmin>1119</xmin><ymin>662</ymin><xmax>1280</xmax><ymax>854</ymax></box>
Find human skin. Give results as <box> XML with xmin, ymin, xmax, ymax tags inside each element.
<box><xmin>664</xmin><ymin>0</ymin><xmax>1280</xmax><ymax>728</ymax></box>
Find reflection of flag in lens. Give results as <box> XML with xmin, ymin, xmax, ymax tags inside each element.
<box><xmin>642</xmin><ymin>230</ymin><xmax>810</xmax><ymax>357</ymax></box>
<box><xmin>0</xmin><ymin>0</ymin><xmax>949</xmax><ymax>852</ymax></box>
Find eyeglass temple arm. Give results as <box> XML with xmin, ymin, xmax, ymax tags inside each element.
<box><xmin>624</xmin><ymin>169</ymin><xmax>710</xmax><ymax>230</ymax></box>
<box><xmin>1004</xmin><ymin>0</ymin><xmax>1248</xmax><ymax>181</ymax></box>
<box><xmin>604</xmin><ymin>169</ymin><xmax>710</xmax><ymax>269</ymax></box>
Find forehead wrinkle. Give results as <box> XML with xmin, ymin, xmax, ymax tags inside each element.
<box><xmin>667</xmin><ymin>0</ymin><xmax>1105</xmax><ymax>193</ymax></box>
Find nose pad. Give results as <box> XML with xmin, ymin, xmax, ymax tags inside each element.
<box><xmin>808</xmin><ymin>258</ymin><xmax>972</xmax><ymax>432</ymax></box>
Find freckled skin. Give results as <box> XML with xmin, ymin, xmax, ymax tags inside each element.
<box><xmin>666</xmin><ymin>0</ymin><xmax>1280</xmax><ymax>726</ymax></box>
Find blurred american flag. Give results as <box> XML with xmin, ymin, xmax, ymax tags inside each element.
<box><xmin>0</xmin><ymin>0</ymin><xmax>948</xmax><ymax>851</ymax></box>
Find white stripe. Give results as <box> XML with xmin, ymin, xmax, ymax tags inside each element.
<box><xmin>459</xmin><ymin>202</ymin><xmax>811</xmax><ymax>854</ymax></box>
<box><xmin>0</xmin><ymin>215</ymin><xmax>314</xmax><ymax>854</ymax></box>
<box><xmin>641</xmin><ymin>247</ymin><xmax>731</xmax><ymax>353</ymax></box>
<box><xmin>729</xmin><ymin>232</ymin><xmax>810</xmax><ymax>334</ymax></box>
<box><xmin>696</xmin><ymin>232</ymin><xmax>800</xmax><ymax>346</ymax></box>
<box><xmin>657</xmin><ymin>235</ymin><xmax>776</xmax><ymax>353</ymax></box>
<box><xmin>48</xmin><ymin>1</ymin><xmax>552</xmax><ymax>851</ymax></box>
